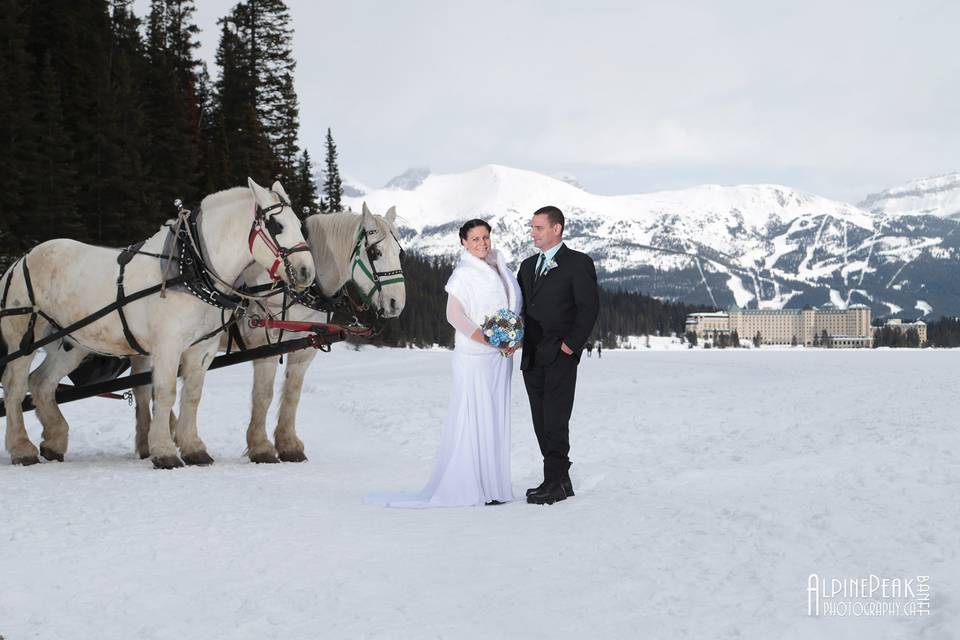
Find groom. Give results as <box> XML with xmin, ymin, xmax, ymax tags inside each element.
<box><xmin>517</xmin><ymin>206</ymin><xmax>599</xmax><ymax>505</ymax></box>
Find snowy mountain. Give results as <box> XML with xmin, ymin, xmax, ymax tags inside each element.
<box><xmin>345</xmin><ymin>165</ymin><xmax>960</xmax><ymax>318</ymax></box>
<box><xmin>860</xmin><ymin>172</ymin><xmax>960</xmax><ymax>220</ymax></box>
<box><xmin>310</xmin><ymin>171</ymin><xmax>370</xmax><ymax>198</ymax></box>
<box><xmin>552</xmin><ymin>172</ymin><xmax>585</xmax><ymax>190</ymax></box>
<box><xmin>384</xmin><ymin>166</ymin><xmax>431</xmax><ymax>190</ymax></box>
<box><xmin>341</xmin><ymin>174</ymin><xmax>370</xmax><ymax>198</ymax></box>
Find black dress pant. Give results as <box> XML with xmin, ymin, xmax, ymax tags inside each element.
<box><xmin>523</xmin><ymin>352</ymin><xmax>578</xmax><ymax>481</ymax></box>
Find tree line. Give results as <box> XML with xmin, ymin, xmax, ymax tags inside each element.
<box><xmin>0</xmin><ymin>0</ymin><xmax>344</xmax><ymax>270</ymax></box>
<box><xmin>593</xmin><ymin>287</ymin><xmax>713</xmax><ymax>348</ymax></box>
<box><xmin>920</xmin><ymin>317</ymin><xmax>959</xmax><ymax>348</ymax></box>
<box><xmin>872</xmin><ymin>325</ymin><xmax>922</xmax><ymax>348</ymax></box>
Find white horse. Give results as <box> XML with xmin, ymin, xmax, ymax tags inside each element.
<box><xmin>127</xmin><ymin>203</ymin><xmax>406</xmax><ymax>463</ymax></box>
<box><xmin>0</xmin><ymin>179</ymin><xmax>315</xmax><ymax>468</ymax></box>
<box><xmin>236</xmin><ymin>204</ymin><xmax>406</xmax><ymax>463</ymax></box>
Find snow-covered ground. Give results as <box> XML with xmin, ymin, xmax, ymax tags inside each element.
<box><xmin>1</xmin><ymin>347</ymin><xmax>957</xmax><ymax>639</ymax></box>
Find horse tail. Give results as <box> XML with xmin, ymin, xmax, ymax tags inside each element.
<box><xmin>0</xmin><ymin>255</ymin><xmax>26</xmax><ymax>380</ymax></box>
<box><xmin>0</xmin><ymin>318</ymin><xmax>6</xmax><ymax>381</ymax></box>
<box><xmin>0</xmin><ymin>266</ymin><xmax>11</xmax><ymax>380</ymax></box>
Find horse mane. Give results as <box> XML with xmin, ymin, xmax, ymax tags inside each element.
<box><xmin>199</xmin><ymin>186</ymin><xmax>252</xmax><ymax>211</ymax></box>
<box><xmin>304</xmin><ymin>212</ymin><xmax>361</xmax><ymax>296</ymax></box>
<box><xmin>305</xmin><ymin>211</ymin><xmax>398</xmax><ymax>296</ymax></box>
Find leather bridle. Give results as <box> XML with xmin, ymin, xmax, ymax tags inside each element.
<box><xmin>348</xmin><ymin>221</ymin><xmax>405</xmax><ymax>311</ymax></box>
<box><xmin>247</xmin><ymin>192</ymin><xmax>311</xmax><ymax>284</ymax></box>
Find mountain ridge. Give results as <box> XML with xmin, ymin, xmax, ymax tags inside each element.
<box><xmin>859</xmin><ymin>172</ymin><xmax>960</xmax><ymax>219</ymax></box>
<box><xmin>343</xmin><ymin>165</ymin><xmax>960</xmax><ymax>318</ymax></box>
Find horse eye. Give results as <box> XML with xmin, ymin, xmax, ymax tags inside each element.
<box><xmin>266</xmin><ymin>217</ymin><xmax>283</xmax><ymax>236</ymax></box>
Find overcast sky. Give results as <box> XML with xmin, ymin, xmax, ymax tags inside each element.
<box><xmin>134</xmin><ymin>1</ymin><xmax>958</xmax><ymax>203</ymax></box>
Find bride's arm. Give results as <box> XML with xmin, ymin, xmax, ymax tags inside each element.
<box><xmin>446</xmin><ymin>294</ymin><xmax>487</xmax><ymax>344</ymax></box>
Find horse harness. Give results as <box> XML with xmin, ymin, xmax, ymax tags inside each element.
<box><xmin>226</xmin><ymin>279</ymin><xmax>347</xmax><ymax>357</ymax></box>
<box><xmin>229</xmin><ymin>221</ymin><xmax>407</xmax><ymax>354</ymax></box>
<box><xmin>348</xmin><ymin>222</ymin><xmax>405</xmax><ymax>309</ymax></box>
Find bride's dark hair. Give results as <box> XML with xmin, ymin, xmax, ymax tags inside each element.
<box><xmin>459</xmin><ymin>219</ymin><xmax>491</xmax><ymax>242</ymax></box>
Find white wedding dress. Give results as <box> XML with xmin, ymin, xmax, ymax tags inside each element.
<box><xmin>364</xmin><ymin>248</ymin><xmax>522</xmax><ymax>508</ymax></box>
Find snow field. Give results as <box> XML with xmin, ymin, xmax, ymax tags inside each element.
<box><xmin>0</xmin><ymin>347</ymin><xmax>957</xmax><ymax>639</ymax></box>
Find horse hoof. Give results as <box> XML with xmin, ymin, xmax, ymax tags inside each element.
<box><xmin>182</xmin><ymin>450</ymin><xmax>214</xmax><ymax>466</ymax></box>
<box><xmin>250</xmin><ymin>451</ymin><xmax>280</xmax><ymax>464</ymax></box>
<box><xmin>138</xmin><ymin>451</ymin><xmax>150</xmax><ymax>460</ymax></box>
<box><xmin>39</xmin><ymin>444</ymin><xmax>64</xmax><ymax>462</ymax></box>
<box><xmin>278</xmin><ymin>450</ymin><xmax>308</xmax><ymax>463</ymax></box>
<box><xmin>11</xmin><ymin>455</ymin><xmax>40</xmax><ymax>466</ymax></box>
<box><xmin>152</xmin><ymin>455</ymin><xmax>184</xmax><ymax>469</ymax></box>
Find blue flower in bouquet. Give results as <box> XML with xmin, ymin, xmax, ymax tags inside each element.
<box><xmin>481</xmin><ymin>308</ymin><xmax>524</xmax><ymax>350</ymax></box>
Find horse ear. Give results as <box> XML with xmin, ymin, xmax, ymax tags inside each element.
<box><xmin>385</xmin><ymin>206</ymin><xmax>397</xmax><ymax>225</ymax></box>
<box><xmin>247</xmin><ymin>177</ymin><xmax>268</xmax><ymax>204</ymax></box>
<box><xmin>272</xmin><ymin>181</ymin><xmax>289</xmax><ymax>199</ymax></box>
<box><xmin>361</xmin><ymin>202</ymin><xmax>375</xmax><ymax>225</ymax></box>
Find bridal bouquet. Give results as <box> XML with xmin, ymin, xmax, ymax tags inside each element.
<box><xmin>482</xmin><ymin>308</ymin><xmax>524</xmax><ymax>354</ymax></box>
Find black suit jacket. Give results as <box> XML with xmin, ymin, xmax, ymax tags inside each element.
<box><xmin>517</xmin><ymin>244</ymin><xmax>600</xmax><ymax>370</ymax></box>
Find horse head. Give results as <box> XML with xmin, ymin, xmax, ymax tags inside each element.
<box><xmin>247</xmin><ymin>178</ymin><xmax>315</xmax><ymax>290</ymax></box>
<box><xmin>357</xmin><ymin>202</ymin><xmax>406</xmax><ymax>318</ymax></box>
<box><xmin>302</xmin><ymin>204</ymin><xmax>407</xmax><ymax>319</ymax></box>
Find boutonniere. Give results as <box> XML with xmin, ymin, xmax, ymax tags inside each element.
<box><xmin>542</xmin><ymin>258</ymin><xmax>559</xmax><ymax>276</ymax></box>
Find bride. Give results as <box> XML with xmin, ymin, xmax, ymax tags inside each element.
<box><xmin>365</xmin><ymin>219</ymin><xmax>522</xmax><ymax>508</ymax></box>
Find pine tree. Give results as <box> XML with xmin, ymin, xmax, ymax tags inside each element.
<box><xmin>905</xmin><ymin>328</ymin><xmax>920</xmax><ymax>348</ymax></box>
<box><xmin>23</xmin><ymin>0</ymin><xmax>115</xmax><ymax>243</ymax></box>
<box><xmin>30</xmin><ymin>52</ymin><xmax>84</xmax><ymax>243</ymax></box>
<box><xmin>227</xmin><ymin>0</ymin><xmax>300</xmax><ymax>184</ymax></box>
<box><xmin>926</xmin><ymin>316</ymin><xmax>960</xmax><ymax>347</ymax></box>
<box><xmin>143</xmin><ymin>0</ymin><xmax>204</xmax><ymax>210</ymax></box>
<box><xmin>104</xmin><ymin>0</ymin><xmax>158</xmax><ymax>241</ymax></box>
<box><xmin>323</xmin><ymin>127</ymin><xmax>344</xmax><ymax>212</ymax></box>
<box><xmin>207</xmin><ymin>16</ymin><xmax>275</xmax><ymax>188</ymax></box>
<box><xmin>194</xmin><ymin>60</ymin><xmax>215</xmax><ymax>191</ymax></box>
<box><xmin>164</xmin><ymin>0</ymin><xmax>202</xmax><ymax>83</ymax></box>
<box><xmin>0</xmin><ymin>0</ymin><xmax>34</xmax><ymax>263</ymax></box>
<box><xmin>290</xmin><ymin>149</ymin><xmax>319</xmax><ymax>217</ymax></box>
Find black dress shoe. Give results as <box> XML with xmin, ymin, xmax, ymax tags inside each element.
<box><xmin>485</xmin><ymin>500</ymin><xmax>505</xmax><ymax>506</ymax></box>
<box><xmin>525</xmin><ymin>479</ymin><xmax>549</xmax><ymax>497</ymax></box>
<box><xmin>526</xmin><ymin>477</ymin><xmax>575</xmax><ymax>498</ymax></box>
<box><xmin>527</xmin><ymin>480</ymin><xmax>567</xmax><ymax>505</ymax></box>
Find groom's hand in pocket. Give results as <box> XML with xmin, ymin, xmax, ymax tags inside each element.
<box><xmin>560</xmin><ymin>342</ymin><xmax>574</xmax><ymax>355</ymax></box>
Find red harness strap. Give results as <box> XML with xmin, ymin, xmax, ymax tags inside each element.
<box><xmin>247</xmin><ymin>225</ymin><xmax>308</xmax><ymax>281</ymax></box>
<box><xmin>248</xmin><ymin>318</ymin><xmax>374</xmax><ymax>338</ymax></box>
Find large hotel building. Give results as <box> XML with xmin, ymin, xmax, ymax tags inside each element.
<box><xmin>685</xmin><ymin>304</ymin><xmax>873</xmax><ymax>347</ymax></box>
